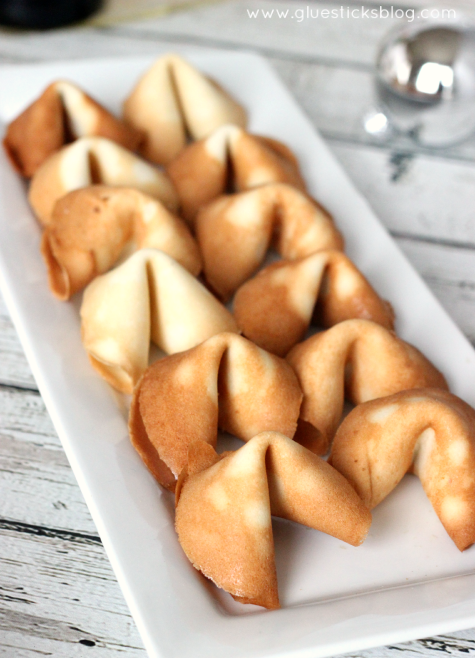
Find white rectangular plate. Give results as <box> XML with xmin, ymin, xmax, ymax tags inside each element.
<box><xmin>1</xmin><ymin>49</ymin><xmax>475</xmax><ymax>658</ymax></box>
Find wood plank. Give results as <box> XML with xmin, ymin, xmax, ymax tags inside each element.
<box><xmin>0</xmin><ymin>527</ymin><xmax>145</xmax><ymax>657</ymax></box>
<box><xmin>2</xmin><ymin>523</ymin><xmax>475</xmax><ymax>658</ymax></box>
<box><xmin>343</xmin><ymin>630</ymin><xmax>475</xmax><ymax>657</ymax></box>
<box><xmin>393</xmin><ymin>237</ymin><xmax>475</xmax><ymax>344</ymax></box>
<box><xmin>0</xmin><ymin>385</ymin><xmax>146</xmax><ymax>656</ymax></box>
<box><xmin>83</xmin><ymin>0</ymin><xmax>474</xmax><ymax>30</ymax></box>
<box><xmin>0</xmin><ymin>295</ymin><xmax>37</xmax><ymax>390</ymax></box>
<box><xmin>0</xmin><ymin>386</ymin><xmax>96</xmax><ymax>534</ymax></box>
<box><xmin>0</xmin><ymin>386</ymin><xmax>144</xmax><ymax>655</ymax></box>
<box><xmin>329</xmin><ymin>141</ymin><xmax>475</xmax><ymax>244</ymax></box>
<box><xmin>0</xmin><ymin>26</ymin><xmax>171</xmax><ymax>64</ymax></box>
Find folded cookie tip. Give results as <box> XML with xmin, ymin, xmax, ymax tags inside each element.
<box><xmin>235</xmin><ymin>251</ymin><xmax>397</xmax><ymax>357</ymax></box>
<box><xmin>81</xmin><ymin>248</ymin><xmax>237</xmax><ymax>392</ymax></box>
<box><xmin>123</xmin><ymin>54</ymin><xmax>247</xmax><ymax>165</ymax></box>
<box><xmin>4</xmin><ymin>80</ymin><xmax>142</xmax><ymax>178</ymax></box>
<box><xmin>196</xmin><ymin>183</ymin><xmax>343</xmax><ymax>301</ymax></box>
<box><xmin>129</xmin><ymin>333</ymin><xmax>302</xmax><ymax>489</ymax></box>
<box><xmin>330</xmin><ymin>388</ymin><xmax>475</xmax><ymax>551</ymax></box>
<box><xmin>29</xmin><ymin>137</ymin><xmax>178</xmax><ymax>226</ymax></box>
<box><xmin>167</xmin><ymin>125</ymin><xmax>306</xmax><ymax>225</ymax></box>
<box><xmin>175</xmin><ymin>431</ymin><xmax>371</xmax><ymax>609</ymax></box>
<box><xmin>41</xmin><ymin>186</ymin><xmax>199</xmax><ymax>300</ymax></box>
<box><xmin>287</xmin><ymin>319</ymin><xmax>448</xmax><ymax>454</ymax></box>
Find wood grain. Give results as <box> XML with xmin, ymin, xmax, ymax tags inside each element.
<box><xmin>0</xmin><ymin>297</ymin><xmax>36</xmax><ymax>390</ymax></box>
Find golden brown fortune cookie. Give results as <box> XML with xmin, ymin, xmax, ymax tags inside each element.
<box><xmin>287</xmin><ymin>320</ymin><xmax>448</xmax><ymax>455</ymax></box>
<box><xmin>3</xmin><ymin>80</ymin><xmax>142</xmax><ymax>178</ymax></box>
<box><xmin>129</xmin><ymin>333</ymin><xmax>303</xmax><ymax>491</ymax></box>
<box><xmin>81</xmin><ymin>249</ymin><xmax>237</xmax><ymax>394</ymax></box>
<box><xmin>123</xmin><ymin>53</ymin><xmax>247</xmax><ymax>165</ymax></box>
<box><xmin>330</xmin><ymin>388</ymin><xmax>475</xmax><ymax>551</ymax></box>
<box><xmin>167</xmin><ymin>124</ymin><xmax>306</xmax><ymax>224</ymax></box>
<box><xmin>234</xmin><ymin>250</ymin><xmax>395</xmax><ymax>356</ymax></box>
<box><xmin>175</xmin><ymin>432</ymin><xmax>372</xmax><ymax>609</ymax></box>
<box><xmin>29</xmin><ymin>136</ymin><xmax>178</xmax><ymax>226</ymax></box>
<box><xmin>41</xmin><ymin>186</ymin><xmax>201</xmax><ymax>300</ymax></box>
<box><xmin>195</xmin><ymin>183</ymin><xmax>344</xmax><ymax>301</ymax></box>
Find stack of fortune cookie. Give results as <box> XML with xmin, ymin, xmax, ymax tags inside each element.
<box><xmin>5</xmin><ymin>53</ymin><xmax>475</xmax><ymax>611</ymax></box>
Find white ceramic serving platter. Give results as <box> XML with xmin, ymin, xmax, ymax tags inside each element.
<box><xmin>1</xmin><ymin>49</ymin><xmax>475</xmax><ymax>658</ymax></box>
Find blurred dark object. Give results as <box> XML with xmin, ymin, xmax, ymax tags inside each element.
<box><xmin>0</xmin><ymin>0</ymin><xmax>103</xmax><ymax>29</ymax></box>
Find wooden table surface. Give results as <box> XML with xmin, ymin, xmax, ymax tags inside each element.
<box><xmin>1</xmin><ymin>1</ymin><xmax>475</xmax><ymax>656</ymax></box>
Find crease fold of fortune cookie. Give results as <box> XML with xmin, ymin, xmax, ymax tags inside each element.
<box><xmin>234</xmin><ymin>251</ymin><xmax>395</xmax><ymax>356</ymax></box>
<box><xmin>41</xmin><ymin>185</ymin><xmax>200</xmax><ymax>300</ymax></box>
<box><xmin>81</xmin><ymin>249</ymin><xmax>237</xmax><ymax>394</ymax></box>
<box><xmin>123</xmin><ymin>53</ymin><xmax>247</xmax><ymax>165</ymax></box>
<box><xmin>129</xmin><ymin>333</ymin><xmax>303</xmax><ymax>490</ymax></box>
<box><xmin>287</xmin><ymin>319</ymin><xmax>448</xmax><ymax>455</ymax></box>
<box><xmin>29</xmin><ymin>136</ymin><xmax>178</xmax><ymax>225</ymax></box>
<box><xmin>330</xmin><ymin>388</ymin><xmax>475</xmax><ymax>551</ymax></box>
<box><xmin>175</xmin><ymin>432</ymin><xmax>372</xmax><ymax>609</ymax></box>
<box><xmin>167</xmin><ymin>124</ymin><xmax>306</xmax><ymax>224</ymax></box>
<box><xmin>196</xmin><ymin>183</ymin><xmax>343</xmax><ymax>301</ymax></box>
<box><xmin>4</xmin><ymin>80</ymin><xmax>142</xmax><ymax>178</ymax></box>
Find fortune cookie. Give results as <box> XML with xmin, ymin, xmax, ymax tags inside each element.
<box><xmin>330</xmin><ymin>389</ymin><xmax>475</xmax><ymax>551</ymax></box>
<box><xmin>123</xmin><ymin>54</ymin><xmax>247</xmax><ymax>165</ymax></box>
<box><xmin>167</xmin><ymin>124</ymin><xmax>306</xmax><ymax>224</ymax></box>
<box><xmin>29</xmin><ymin>136</ymin><xmax>178</xmax><ymax>226</ymax></box>
<box><xmin>196</xmin><ymin>183</ymin><xmax>343</xmax><ymax>301</ymax></box>
<box><xmin>129</xmin><ymin>333</ymin><xmax>302</xmax><ymax>491</ymax></box>
<box><xmin>287</xmin><ymin>320</ymin><xmax>448</xmax><ymax>455</ymax></box>
<box><xmin>4</xmin><ymin>80</ymin><xmax>141</xmax><ymax>178</ymax></box>
<box><xmin>176</xmin><ymin>432</ymin><xmax>372</xmax><ymax>609</ymax></box>
<box><xmin>81</xmin><ymin>249</ymin><xmax>237</xmax><ymax>394</ymax></box>
<box><xmin>234</xmin><ymin>251</ymin><xmax>395</xmax><ymax>356</ymax></box>
<box><xmin>41</xmin><ymin>186</ymin><xmax>201</xmax><ymax>300</ymax></box>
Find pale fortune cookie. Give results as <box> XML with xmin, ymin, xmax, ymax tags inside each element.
<box><xmin>81</xmin><ymin>249</ymin><xmax>237</xmax><ymax>394</ymax></box>
<box><xmin>123</xmin><ymin>53</ymin><xmax>247</xmax><ymax>165</ymax></box>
